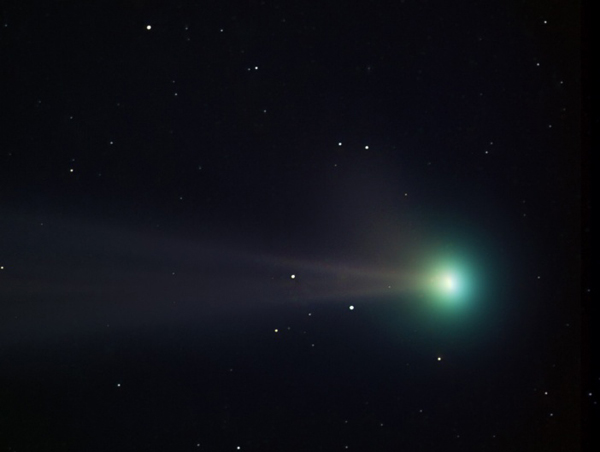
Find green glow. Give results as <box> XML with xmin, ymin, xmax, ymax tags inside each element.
<box><xmin>433</xmin><ymin>268</ymin><xmax>466</xmax><ymax>298</ymax></box>
<box><xmin>422</xmin><ymin>254</ymin><xmax>478</xmax><ymax>315</ymax></box>
<box><xmin>393</xmin><ymin>229</ymin><xmax>506</xmax><ymax>345</ymax></box>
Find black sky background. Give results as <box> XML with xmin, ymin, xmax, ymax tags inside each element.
<box><xmin>0</xmin><ymin>1</ymin><xmax>590</xmax><ymax>451</ymax></box>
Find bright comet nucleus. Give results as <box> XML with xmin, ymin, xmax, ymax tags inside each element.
<box><xmin>442</xmin><ymin>274</ymin><xmax>456</xmax><ymax>292</ymax></box>
<box><xmin>422</xmin><ymin>255</ymin><xmax>477</xmax><ymax>313</ymax></box>
<box><xmin>432</xmin><ymin>269</ymin><xmax>466</xmax><ymax>300</ymax></box>
<box><xmin>408</xmin><ymin>234</ymin><xmax>500</xmax><ymax>335</ymax></box>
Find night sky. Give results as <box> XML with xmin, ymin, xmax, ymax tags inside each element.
<box><xmin>0</xmin><ymin>1</ymin><xmax>590</xmax><ymax>451</ymax></box>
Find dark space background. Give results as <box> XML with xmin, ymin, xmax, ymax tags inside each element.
<box><xmin>0</xmin><ymin>1</ymin><xmax>590</xmax><ymax>451</ymax></box>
